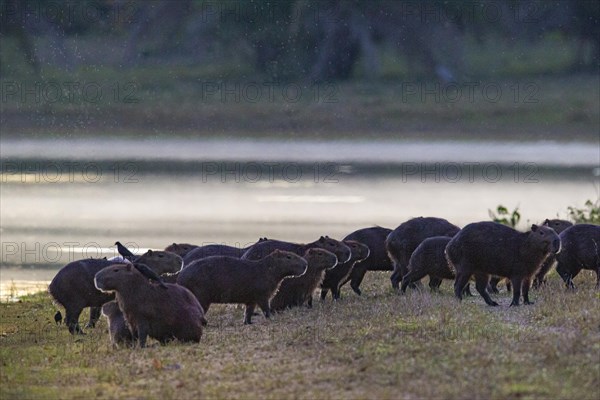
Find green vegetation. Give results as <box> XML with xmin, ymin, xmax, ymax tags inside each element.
<box><xmin>568</xmin><ymin>199</ymin><xmax>600</xmax><ymax>225</ymax></box>
<box><xmin>1</xmin><ymin>272</ymin><xmax>598</xmax><ymax>399</ymax></box>
<box><xmin>489</xmin><ymin>205</ymin><xmax>521</xmax><ymax>228</ymax></box>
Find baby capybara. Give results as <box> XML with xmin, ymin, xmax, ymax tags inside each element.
<box><xmin>387</xmin><ymin>217</ymin><xmax>460</xmax><ymax>290</ymax></box>
<box><xmin>94</xmin><ymin>263</ymin><xmax>206</xmax><ymax>347</ymax></box>
<box><xmin>555</xmin><ymin>224</ymin><xmax>600</xmax><ymax>288</ymax></box>
<box><xmin>164</xmin><ymin>243</ymin><xmax>198</xmax><ymax>257</ymax></box>
<box><xmin>338</xmin><ymin>227</ymin><xmax>392</xmax><ymax>296</ymax></box>
<box><xmin>321</xmin><ymin>240</ymin><xmax>370</xmax><ymax>300</ymax></box>
<box><xmin>178</xmin><ymin>250</ymin><xmax>308</xmax><ymax>324</ymax></box>
<box><xmin>270</xmin><ymin>248</ymin><xmax>338</xmax><ymax>311</ymax></box>
<box><xmin>241</xmin><ymin>236</ymin><xmax>351</xmax><ymax>265</ymax></box>
<box><xmin>49</xmin><ymin>258</ymin><xmax>116</xmax><ymax>334</ymax></box>
<box><xmin>401</xmin><ymin>236</ymin><xmax>455</xmax><ymax>293</ymax></box>
<box><xmin>446</xmin><ymin>222</ymin><xmax>560</xmax><ymax>306</ymax></box>
<box><xmin>101</xmin><ymin>300</ymin><xmax>133</xmax><ymax>347</ymax></box>
<box><xmin>532</xmin><ymin>218</ymin><xmax>574</xmax><ymax>287</ymax></box>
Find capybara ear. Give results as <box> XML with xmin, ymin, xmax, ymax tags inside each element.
<box><xmin>147</xmin><ymin>249</ymin><xmax>153</xmax><ymax>255</ymax></box>
<box><xmin>319</xmin><ymin>236</ymin><xmax>325</xmax><ymax>242</ymax></box>
<box><xmin>531</xmin><ymin>224</ymin><xmax>539</xmax><ymax>232</ymax></box>
<box><xmin>173</xmin><ymin>243</ymin><xmax>177</xmax><ymax>246</ymax></box>
<box><xmin>543</xmin><ymin>219</ymin><xmax>550</xmax><ymax>225</ymax></box>
<box><xmin>125</xmin><ymin>264</ymin><xmax>132</xmax><ymax>271</ymax></box>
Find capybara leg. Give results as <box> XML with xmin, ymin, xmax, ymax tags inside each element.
<box><xmin>244</xmin><ymin>304</ymin><xmax>256</xmax><ymax>325</ymax></box>
<box><xmin>390</xmin><ymin>265</ymin><xmax>401</xmax><ymax>290</ymax></box>
<box><xmin>533</xmin><ymin>257</ymin><xmax>554</xmax><ymax>289</ymax></box>
<box><xmin>522</xmin><ymin>278</ymin><xmax>534</xmax><ymax>305</ymax></box>
<box><xmin>428</xmin><ymin>276</ymin><xmax>443</xmax><ymax>292</ymax></box>
<box><xmin>86</xmin><ymin>307</ymin><xmax>101</xmax><ymax>328</ymax></box>
<box><xmin>509</xmin><ymin>277</ymin><xmax>523</xmax><ymax>306</ymax></box>
<box><xmin>400</xmin><ymin>269</ymin><xmax>425</xmax><ymax>293</ymax></box>
<box><xmin>505</xmin><ymin>280</ymin><xmax>512</xmax><ymax>292</ymax></box>
<box><xmin>351</xmin><ymin>267</ymin><xmax>367</xmax><ymax>295</ymax></box>
<box><xmin>258</xmin><ymin>299</ymin><xmax>271</xmax><ymax>318</ymax></box>
<box><xmin>307</xmin><ymin>296</ymin><xmax>313</xmax><ymax>308</ymax></box>
<box><xmin>320</xmin><ymin>289</ymin><xmax>328</xmax><ymax>300</ymax></box>
<box><xmin>475</xmin><ymin>273</ymin><xmax>498</xmax><ymax>306</ymax></box>
<box><xmin>454</xmin><ymin>273</ymin><xmax>471</xmax><ymax>300</ymax></box>
<box><xmin>137</xmin><ymin>323</ymin><xmax>149</xmax><ymax>348</ymax></box>
<box><xmin>596</xmin><ymin>269</ymin><xmax>600</xmax><ymax>289</ymax></box>
<box><xmin>463</xmin><ymin>283</ymin><xmax>473</xmax><ymax>297</ymax></box>
<box><xmin>65</xmin><ymin>308</ymin><xmax>84</xmax><ymax>335</ymax></box>
<box><xmin>488</xmin><ymin>277</ymin><xmax>501</xmax><ymax>294</ymax></box>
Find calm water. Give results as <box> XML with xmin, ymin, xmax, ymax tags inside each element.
<box><xmin>1</xmin><ymin>139</ymin><xmax>598</xmax><ymax>301</ymax></box>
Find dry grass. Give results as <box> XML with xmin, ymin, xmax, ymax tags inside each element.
<box><xmin>1</xmin><ymin>271</ymin><xmax>599</xmax><ymax>400</ymax></box>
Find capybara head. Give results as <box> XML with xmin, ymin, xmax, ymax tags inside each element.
<box><xmin>94</xmin><ymin>263</ymin><xmax>144</xmax><ymax>293</ymax></box>
<box><xmin>303</xmin><ymin>248</ymin><xmax>338</xmax><ymax>271</ymax></box>
<box><xmin>528</xmin><ymin>224</ymin><xmax>561</xmax><ymax>255</ymax></box>
<box><xmin>344</xmin><ymin>240</ymin><xmax>370</xmax><ymax>263</ymax></box>
<box><xmin>101</xmin><ymin>299</ymin><xmax>121</xmax><ymax>318</ymax></box>
<box><xmin>542</xmin><ymin>219</ymin><xmax>573</xmax><ymax>235</ymax></box>
<box><xmin>268</xmin><ymin>250</ymin><xmax>308</xmax><ymax>277</ymax></box>
<box><xmin>315</xmin><ymin>236</ymin><xmax>352</xmax><ymax>263</ymax></box>
<box><xmin>164</xmin><ymin>243</ymin><xmax>197</xmax><ymax>257</ymax></box>
<box><xmin>135</xmin><ymin>250</ymin><xmax>183</xmax><ymax>274</ymax></box>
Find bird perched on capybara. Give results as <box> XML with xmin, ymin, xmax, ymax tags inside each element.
<box><xmin>270</xmin><ymin>248</ymin><xmax>338</xmax><ymax>311</ymax></box>
<box><xmin>241</xmin><ymin>236</ymin><xmax>351</xmax><ymax>265</ymax></box>
<box><xmin>94</xmin><ymin>263</ymin><xmax>206</xmax><ymax>347</ymax></box>
<box><xmin>532</xmin><ymin>218</ymin><xmax>574</xmax><ymax>287</ymax></box>
<box><xmin>49</xmin><ymin>258</ymin><xmax>117</xmax><ymax>334</ymax></box>
<box><xmin>101</xmin><ymin>300</ymin><xmax>133</xmax><ymax>348</ymax></box>
<box><xmin>400</xmin><ymin>236</ymin><xmax>471</xmax><ymax>295</ymax></box>
<box><xmin>115</xmin><ymin>241</ymin><xmax>136</xmax><ymax>261</ymax></box>
<box><xmin>164</xmin><ymin>243</ymin><xmax>198</xmax><ymax>257</ymax></box>
<box><xmin>387</xmin><ymin>217</ymin><xmax>460</xmax><ymax>290</ymax></box>
<box><xmin>135</xmin><ymin>250</ymin><xmax>183</xmax><ymax>274</ymax></box>
<box><xmin>336</xmin><ymin>227</ymin><xmax>392</xmax><ymax>296</ymax></box>
<box><xmin>554</xmin><ymin>224</ymin><xmax>600</xmax><ymax>288</ymax></box>
<box><xmin>321</xmin><ymin>240</ymin><xmax>370</xmax><ymax>300</ymax></box>
<box><xmin>182</xmin><ymin>238</ymin><xmax>268</xmax><ymax>267</ymax></box>
<box><xmin>446</xmin><ymin>222</ymin><xmax>560</xmax><ymax>306</ymax></box>
<box><xmin>178</xmin><ymin>250</ymin><xmax>307</xmax><ymax>324</ymax></box>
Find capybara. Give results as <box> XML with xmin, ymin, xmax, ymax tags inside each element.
<box><xmin>177</xmin><ymin>250</ymin><xmax>308</xmax><ymax>324</ymax></box>
<box><xmin>387</xmin><ymin>217</ymin><xmax>460</xmax><ymax>289</ymax></box>
<box><xmin>270</xmin><ymin>248</ymin><xmax>338</xmax><ymax>311</ymax></box>
<box><xmin>182</xmin><ymin>238</ymin><xmax>268</xmax><ymax>266</ymax></box>
<box><xmin>321</xmin><ymin>240</ymin><xmax>370</xmax><ymax>300</ymax></box>
<box><xmin>135</xmin><ymin>250</ymin><xmax>183</xmax><ymax>274</ymax></box>
<box><xmin>446</xmin><ymin>222</ymin><xmax>560</xmax><ymax>306</ymax></box>
<box><xmin>336</xmin><ymin>227</ymin><xmax>392</xmax><ymax>296</ymax></box>
<box><xmin>101</xmin><ymin>300</ymin><xmax>133</xmax><ymax>347</ymax></box>
<box><xmin>554</xmin><ymin>224</ymin><xmax>600</xmax><ymax>288</ymax></box>
<box><xmin>94</xmin><ymin>263</ymin><xmax>206</xmax><ymax>347</ymax></box>
<box><xmin>49</xmin><ymin>258</ymin><xmax>116</xmax><ymax>334</ymax></box>
<box><xmin>164</xmin><ymin>243</ymin><xmax>198</xmax><ymax>257</ymax></box>
<box><xmin>241</xmin><ymin>236</ymin><xmax>351</xmax><ymax>265</ymax></box>
<box><xmin>400</xmin><ymin>236</ymin><xmax>472</xmax><ymax>296</ymax></box>
<box><xmin>532</xmin><ymin>218</ymin><xmax>575</xmax><ymax>287</ymax></box>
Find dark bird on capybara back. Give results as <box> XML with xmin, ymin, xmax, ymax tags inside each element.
<box><xmin>241</xmin><ymin>236</ymin><xmax>351</xmax><ymax>265</ymax></box>
<box><xmin>337</xmin><ymin>227</ymin><xmax>391</xmax><ymax>296</ymax></box>
<box><xmin>321</xmin><ymin>240</ymin><xmax>370</xmax><ymax>300</ymax></box>
<box><xmin>270</xmin><ymin>248</ymin><xmax>338</xmax><ymax>311</ymax></box>
<box><xmin>94</xmin><ymin>263</ymin><xmax>206</xmax><ymax>347</ymax></box>
<box><xmin>49</xmin><ymin>258</ymin><xmax>117</xmax><ymax>334</ymax></box>
<box><xmin>387</xmin><ymin>217</ymin><xmax>460</xmax><ymax>290</ymax></box>
<box><xmin>554</xmin><ymin>224</ymin><xmax>600</xmax><ymax>289</ymax></box>
<box><xmin>177</xmin><ymin>250</ymin><xmax>307</xmax><ymax>324</ymax></box>
<box><xmin>164</xmin><ymin>243</ymin><xmax>198</xmax><ymax>257</ymax></box>
<box><xmin>115</xmin><ymin>241</ymin><xmax>136</xmax><ymax>261</ymax></box>
<box><xmin>446</xmin><ymin>222</ymin><xmax>560</xmax><ymax>306</ymax></box>
<box><xmin>101</xmin><ymin>300</ymin><xmax>133</xmax><ymax>348</ymax></box>
<box><xmin>532</xmin><ymin>218</ymin><xmax>575</xmax><ymax>287</ymax></box>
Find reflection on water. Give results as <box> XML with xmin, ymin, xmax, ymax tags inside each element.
<box><xmin>1</xmin><ymin>141</ymin><xmax>598</xmax><ymax>300</ymax></box>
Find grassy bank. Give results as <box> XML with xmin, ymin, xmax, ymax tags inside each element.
<box><xmin>1</xmin><ymin>272</ymin><xmax>598</xmax><ymax>399</ymax></box>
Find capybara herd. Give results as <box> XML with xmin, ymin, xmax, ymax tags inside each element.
<box><xmin>49</xmin><ymin>217</ymin><xmax>599</xmax><ymax>348</ymax></box>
